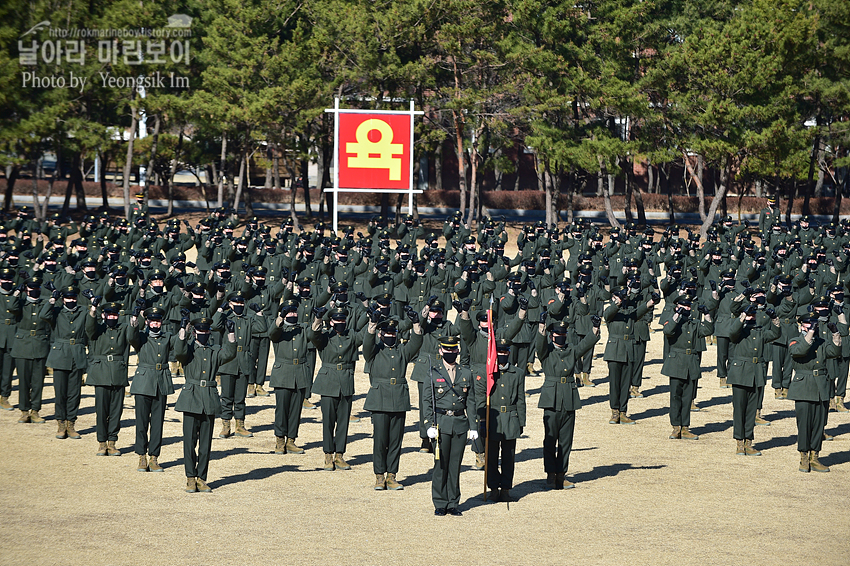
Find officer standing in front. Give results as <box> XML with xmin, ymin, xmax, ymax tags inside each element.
<box><xmin>174</xmin><ymin>316</ymin><xmax>237</xmax><ymax>493</ymax></box>
<box><xmin>422</xmin><ymin>336</ymin><xmax>477</xmax><ymax>516</ymax></box>
<box><xmin>12</xmin><ymin>278</ymin><xmax>51</xmax><ymax>424</ymax></box>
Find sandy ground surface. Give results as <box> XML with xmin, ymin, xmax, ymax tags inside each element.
<box><xmin>1</xmin><ymin>217</ymin><xmax>848</xmax><ymax>566</ymax></box>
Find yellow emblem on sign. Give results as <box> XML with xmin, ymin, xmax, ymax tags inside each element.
<box><xmin>346</xmin><ymin>119</ymin><xmax>403</xmax><ymax>181</ymax></box>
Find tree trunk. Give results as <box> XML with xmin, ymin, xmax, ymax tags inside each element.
<box><xmin>453</xmin><ymin>111</ymin><xmax>467</xmax><ymax>219</ymax></box>
<box><xmin>700</xmin><ymin>155</ymin><xmax>732</xmax><ymax>237</ymax></box>
<box><xmin>31</xmin><ymin>156</ymin><xmax>42</xmax><ymax>219</ymax></box>
<box><xmin>62</xmin><ymin>152</ymin><xmax>82</xmax><ymax>217</ymax></box>
<box><xmin>832</xmin><ymin>161</ymin><xmax>847</xmax><ymax>225</ymax></box>
<box><xmin>41</xmin><ymin>173</ymin><xmax>54</xmax><ymax>220</ymax></box>
<box><xmin>696</xmin><ymin>154</ymin><xmax>706</xmax><ymax>222</ymax></box>
<box><xmin>564</xmin><ymin>169</ymin><xmax>575</xmax><ymax>225</ymax></box>
<box><xmin>802</xmin><ymin>134</ymin><xmax>820</xmax><ymax>217</ymax></box>
<box><xmin>99</xmin><ymin>152</ymin><xmax>109</xmax><ymax>210</ymax></box>
<box><xmin>217</xmin><ymin>135</ymin><xmax>227</xmax><ymax>208</ymax></box>
<box><xmin>630</xmin><ymin>159</ymin><xmax>646</xmax><ymax>226</ymax></box>
<box><xmin>624</xmin><ymin>156</ymin><xmax>634</xmax><ymax>224</ymax></box>
<box><xmin>166</xmin><ymin>130</ymin><xmax>183</xmax><ymax>217</ymax></box>
<box><xmin>380</xmin><ymin>193</ymin><xmax>390</xmax><ymax>222</ymax></box>
<box><xmin>647</xmin><ymin>161</ymin><xmax>654</xmax><ymax>196</ymax></box>
<box><xmin>122</xmin><ymin>90</ymin><xmax>138</xmax><ymax>219</ymax></box>
<box><xmin>599</xmin><ymin>160</ymin><xmax>619</xmax><ymax>228</ymax></box>
<box><xmin>145</xmin><ymin>114</ymin><xmax>161</xmax><ymax>207</ymax></box>
<box><xmin>273</xmin><ymin>146</ymin><xmax>281</xmax><ymax>190</ymax></box>
<box><xmin>544</xmin><ymin>163</ymin><xmax>554</xmax><ymax>227</ymax></box>
<box><xmin>232</xmin><ymin>153</ymin><xmax>246</xmax><ymax>217</ymax></box>
<box><xmin>3</xmin><ymin>165</ymin><xmax>19</xmax><ymax>211</ymax></box>
<box><xmin>433</xmin><ymin>144</ymin><xmax>443</xmax><ymax>191</ymax></box>
<box><xmin>661</xmin><ymin>162</ymin><xmax>674</xmax><ymax>224</ymax></box>
<box><xmin>468</xmin><ymin>141</ymin><xmax>479</xmax><ymax>226</ymax></box>
<box><xmin>300</xmin><ymin>156</ymin><xmax>311</xmax><ymax>217</ymax></box>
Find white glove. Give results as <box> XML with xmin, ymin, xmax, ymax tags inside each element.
<box><xmin>427</xmin><ymin>427</ymin><xmax>438</xmax><ymax>439</ymax></box>
<box><xmin>468</xmin><ymin>430</ymin><xmax>479</xmax><ymax>441</ymax></box>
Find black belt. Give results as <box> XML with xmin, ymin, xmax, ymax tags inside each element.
<box><xmin>289</xmin><ymin>358</ymin><xmax>307</xmax><ymax>365</ymax></box>
<box><xmin>187</xmin><ymin>379</ymin><xmax>217</xmax><ymax>388</ymax></box>
<box><xmin>332</xmin><ymin>363</ymin><xmax>354</xmax><ymax>371</ymax></box>
<box><xmin>436</xmin><ymin>408</ymin><xmax>465</xmax><ymax>417</ymax></box>
<box><xmin>93</xmin><ymin>354</ymin><xmax>121</xmax><ymax>362</ymax></box>
<box><xmin>138</xmin><ymin>363</ymin><xmax>165</xmax><ymax>371</ymax></box>
<box><xmin>56</xmin><ymin>338</ymin><xmax>84</xmax><ymax>346</ymax></box>
<box><xmin>496</xmin><ymin>404</ymin><xmax>517</xmax><ymax>413</ymax></box>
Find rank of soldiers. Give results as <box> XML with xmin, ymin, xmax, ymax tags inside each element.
<box><xmin>1</xmin><ymin>192</ymin><xmax>846</xmax><ymax>511</ymax></box>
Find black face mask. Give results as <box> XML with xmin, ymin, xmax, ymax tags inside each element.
<box><xmin>44</xmin><ymin>263</ymin><xmax>57</xmax><ymax>272</ymax></box>
<box><xmin>7</xmin><ymin>257</ymin><xmax>17</xmax><ymax>266</ymax></box>
<box><xmin>140</xmin><ymin>260</ymin><xmax>151</xmax><ymax>268</ymax></box>
<box><xmin>332</xmin><ymin>322</ymin><xmax>346</xmax><ymax>334</ymax></box>
<box><xmin>0</xmin><ymin>281</ymin><xmax>12</xmax><ymax>292</ymax></box>
<box><xmin>754</xmin><ymin>296</ymin><xmax>766</xmax><ymax>306</ymax></box>
<box><xmin>441</xmin><ymin>351</ymin><xmax>458</xmax><ymax>364</ymax></box>
<box><xmin>151</xmin><ymin>283</ymin><xmax>164</xmax><ymax>294</ymax></box>
<box><xmin>195</xmin><ymin>332</ymin><xmax>210</xmax><ymax>345</ymax></box>
<box><xmin>192</xmin><ymin>296</ymin><xmax>204</xmax><ymax>305</ymax></box>
<box><xmin>284</xmin><ymin>315</ymin><xmax>298</xmax><ymax>326</ymax></box>
<box><xmin>553</xmin><ymin>334</ymin><xmax>567</xmax><ymax>346</ymax></box>
<box><xmin>381</xmin><ymin>334</ymin><xmax>397</xmax><ymax>348</ymax></box>
<box><xmin>336</xmin><ymin>293</ymin><xmax>349</xmax><ymax>304</ymax></box>
<box><xmin>232</xmin><ymin>304</ymin><xmax>245</xmax><ymax>316</ymax></box>
<box><xmin>429</xmin><ymin>315</ymin><xmax>443</xmax><ymax>326</ymax></box>
<box><xmin>255</xmin><ymin>279</ymin><xmax>266</xmax><ymax>288</ymax></box>
<box><xmin>104</xmin><ymin>316</ymin><xmax>118</xmax><ymax>328</ymax></box>
<box><xmin>115</xmin><ymin>277</ymin><xmax>127</xmax><ymax>286</ymax></box>
<box><xmin>377</xmin><ymin>265</ymin><xmax>388</xmax><ymax>274</ymax></box>
<box><xmin>299</xmin><ymin>288</ymin><xmax>311</xmax><ymax>297</ymax></box>
<box><xmin>833</xmin><ymin>294</ymin><xmax>844</xmax><ymax>303</ymax></box>
<box><xmin>64</xmin><ymin>300</ymin><xmax>77</xmax><ymax>310</ymax></box>
<box><xmin>497</xmin><ymin>353</ymin><xmax>510</xmax><ymax>366</ymax></box>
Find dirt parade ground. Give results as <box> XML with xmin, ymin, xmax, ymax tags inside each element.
<box><xmin>0</xmin><ymin>220</ymin><xmax>848</xmax><ymax>566</ymax></box>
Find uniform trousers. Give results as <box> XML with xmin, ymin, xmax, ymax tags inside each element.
<box><xmin>486</xmin><ymin>435</ymin><xmax>516</xmax><ymax>490</ymax></box>
<box><xmin>828</xmin><ymin>357</ymin><xmax>849</xmax><ymax>399</ymax></box>
<box><xmin>94</xmin><ymin>385</ymin><xmax>124</xmax><ymax>442</ymax></box>
<box><xmin>321</xmin><ymin>394</ymin><xmax>352</xmax><ymax>454</ymax></box>
<box><xmin>416</xmin><ymin>382</ymin><xmax>428</xmax><ymax>439</ymax></box>
<box><xmin>183</xmin><ymin>412</ymin><xmax>215</xmax><ymax>480</ymax></box>
<box><xmin>15</xmin><ymin>358</ymin><xmax>45</xmax><ymax>412</ymax></box>
<box><xmin>371</xmin><ymin>411</ymin><xmax>405</xmax><ymax>474</ymax></box>
<box><xmin>305</xmin><ymin>349</ymin><xmax>317</xmax><ymax>398</ymax></box>
<box><xmin>575</xmin><ymin>339</ymin><xmax>594</xmax><ymax>374</ymax></box>
<box><xmin>135</xmin><ymin>392</ymin><xmax>166</xmax><ymax>457</ymax></box>
<box><xmin>669</xmin><ymin>377</ymin><xmax>698</xmax><ymax>427</ymax></box>
<box><xmin>772</xmin><ymin>343</ymin><xmax>792</xmax><ymax>390</ymax></box>
<box><xmin>274</xmin><ymin>387</ymin><xmax>305</xmax><ymax>439</ymax></box>
<box><xmin>731</xmin><ymin>384</ymin><xmax>758</xmax><ymax>440</ymax></box>
<box><xmin>52</xmin><ymin>368</ymin><xmax>83</xmax><ymax>422</ymax></box>
<box><xmin>607</xmin><ymin>361</ymin><xmax>631</xmax><ymax>413</ymax></box>
<box><xmin>716</xmin><ymin>337</ymin><xmax>730</xmax><ymax>378</ymax></box>
<box><xmin>630</xmin><ymin>341</ymin><xmax>647</xmax><ymax>388</ymax></box>
<box><xmin>795</xmin><ymin>400</ymin><xmax>827</xmax><ymax>452</ymax></box>
<box><xmin>432</xmin><ymin>429</ymin><xmax>466</xmax><ymax>511</ymax></box>
<box><xmin>250</xmin><ymin>337</ymin><xmax>270</xmax><ymax>386</ymax></box>
<box><xmin>542</xmin><ymin>409</ymin><xmax>575</xmax><ymax>474</ymax></box>
<box><xmin>0</xmin><ymin>346</ymin><xmax>15</xmax><ymax>398</ymax></box>
<box><xmin>219</xmin><ymin>372</ymin><xmax>248</xmax><ymax>420</ymax></box>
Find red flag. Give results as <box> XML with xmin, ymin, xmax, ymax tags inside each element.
<box><xmin>486</xmin><ymin>309</ymin><xmax>497</xmax><ymax>396</ymax></box>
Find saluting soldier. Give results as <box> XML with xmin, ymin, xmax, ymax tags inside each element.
<box><xmin>12</xmin><ymin>277</ymin><xmax>51</xmax><ymax>424</ymax></box>
<box><xmin>0</xmin><ymin>269</ymin><xmax>19</xmax><ymax>411</ymax></box>
<box><xmin>536</xmin><ymin>315</ymin><xmax>600</xmax><ymax>489</ymax></box>
<box><xmin>362</xmin><ymin>312</ymin><xmax>423</xmax><ymax>491</ymax></box>
<box><xmin>174</xmin><ymin>316</ymin><xmax>237</xmax><ymax>493</ymax></box>
<box><xmin>789</xmin><ymin>315</ymin><xmax>841</xmax><ymax>473</ymax></box>
<box><xmin>41</xmin><ymin>286</ymin><xmax>87</xmax><ymax>440</ymax></box>
<box><xmin>268</xmin><ymin>299</ymin><xmax>312</xmax><ymax>455</ymax></box>
<box><xmin>727</xmin><ymin>306</ymin><xmax>781</xmax><ymax>456</ymax></box>
<box><xmin>660</xmin><ymin>296</ymin><xmax>714</xmax><ymax>441</ymax></box>
<box><xmin>129</xmin><ymin>307</ymin><xmax>178</xmax><ymax>473</ymax></box>
<box><xmin>86</xmin><ymin>301</ymin><xmax>134</xmax><ymax>456</ymax></box>
<box><xmin>477</xmin><ymin>338</ymin><xmax>525</xmax><ymax>502</ymax></box>
<box><xmin>423</xmin><ymin>336</ymin><xmax>477</xmax><ymax>516</ymax></box>
<box><xmin>212</xmin><ymin>294</ymin><xmax>267</xmax><ymax>439</ymax></box>
<box><xmin>308</xmin><ymin>307</ymin><xmax>363</xmax><ymax>471</ymax></box>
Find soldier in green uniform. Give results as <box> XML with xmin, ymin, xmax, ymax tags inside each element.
<box><xmin>423</xmin><ymin>336</ymin><xmax>477</xmax><ymax>516</ymax></box>
<box><xmin>536</xmin><ymin>316</ymin><xmax>600</xmax><ymax>489</ymax></box>
<box><xmin>129</xmin><ymin>307</ymin><xmax>178</xmax><ymax>472</ymax></box>
<box><xmin>174</xmin><ymin>316</ymin><xmax>237</xmax><ymax>493</ymax></box>
<box><xmin>41</xmin><ymin>286</ymin><xmax>87</xmax><ymax>439</ymax></box>
<box><xmin>12</xmin><ymin>278</ymin><xmax>50</xmax><ymax>424</ymax></box>
<box><xmin>789</xmin><ymin>315</ymin><xmax>841</xmax><ymax>473</ymax></box>
<box><xmin>477</xmin><ymin>338</ymin><xmax>525</xmax><ymax>502</ymax></box>
<box><xmin>727</xmin><ymin>306</ymin><xmax>781</xmax><ymax>455</ymax></box>
<box><xmin>213</xmin><ymin>294</ymin><xmax>267</xmax><ymax>439</ymax></box>
<box><xmin>660</xmin><ymin>296</ymin><xmax>714</xmax><ymax>440</ymax></box>
<box><xmin>0</xmin><ymin>269</ymin><xmax>19</xmax><ymax>411</ymax></box>
<box><xmin>268</xmin><ymin>299</ymin><xmax>312</xmax><ymax>454</ymax></box>
<box><xmin>362</xmin><ymin>312</ymin><xmax>423</xmax><ymax>490</ymax></box>
<box><xmin>308</xmin><ymin>307</ymin><xmax>363</xmax><ymax>471</ymax></box>
<box><xmin>86</xmin><ymin>301</ymin><xmax>135</xmax><ymax>456</ymax></box>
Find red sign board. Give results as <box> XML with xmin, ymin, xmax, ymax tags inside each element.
<box><xmin>338</xmin><ymin>113</ymin><xmax>411</xmax><ymax>189</ymax></box>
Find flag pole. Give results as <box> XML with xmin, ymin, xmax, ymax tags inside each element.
<box><xmin>483</xmin><ymin>297</ymin><xmax>494</xmax><ymax>501</ymax></box>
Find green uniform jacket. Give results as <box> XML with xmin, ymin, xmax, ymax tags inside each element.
<box><xmin>129</xmin><ymin>326</ymin><xmax>177</xmax><ymax>396</ymax></box>
<box><xmin>268</xmin><ymin>321</ymin><xmax>313</xmax><ymax>389</ymax></box>
<box><xmin>362</xmin><ymin>329</ymin><xmax>423</xmax><ymax>412</ymax></box>
<box><xmin>85</xmin><ymin>313</ymin><xmax>134</xmax><ymax>386</ymax></box>
<box><xmin>459</xmin><ymin>314</ymin><xmax>522</xmax><ymax>378</ymax></box>
<box><xmin>475</xmin><ymin>364</ymin><xmax>526</xmax><ymax>440</ymax></box>
<box><xmin>410</xmin><ymin>319</ymin><xmax>462</xmax><ymax>383</ymax></box>
<box><xmin>212</xmin><ymin>311</ymin><xmax>267</xmax><ymax>375</ymax></box>
<box><xmin>788</xmin><ymin>329</ymin><xmax>841</xmax><ymax>402</ymax></box>
<box><xmin>308</xmin><ymin>326</ymin><xmax>363</xmax><ymax>398</ymax></box>
<box><xmin>173</xmin><ymin>335</ymin><xmax>237</xmax><ymax>415</ymax></box>
<box><xmin>11</xmin><ymin>298</ymin><xmax>51</xmax><ymax>359</ymax></box>
<box><xmin>727</xmin><ymin>318</ymin><xmax>781</xmax><ymax>387</ymax></box>
<box><xmin>660</xmin><ymin>313</ymin><xmax>714</xmax><ymax>380</ymax></box>
<box><xmin>41</xmin><ymin>303</ymin><xmax>88</xmax><ymax>371</ymax></box>
<box><xmin>602</xmin><ymin>299</ymin><xmax>651</xmax><ymax>363</ymax></box>
<box><xmin>0</xmin><ymin>292</ymin><xmax>20</xmax><ymax>349</ymax></box>
<box><xmin>537</xmin><ymin>332</ymin><xmax>600</xmax><ymax>412</ymax></box>
<box><xmin>421</xmin><ymin>361</ymin><xmax>477</xmax><ymax>434</ymax></box>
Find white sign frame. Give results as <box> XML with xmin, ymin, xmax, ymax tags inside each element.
<box><xmin>324</xmin><ymin>98</ymin><xmax>424</xmax><ymax>233</ymax></box>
